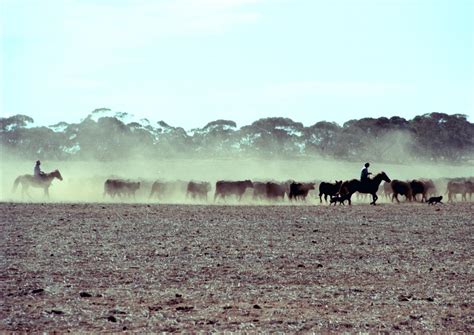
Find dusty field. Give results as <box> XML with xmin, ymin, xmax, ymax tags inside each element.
<box><xmin>1</xmin><ymin>202</ymin><xmax>473</xmax><ymax>332</ymax></box>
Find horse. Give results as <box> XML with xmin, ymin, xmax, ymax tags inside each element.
<box><xmin>12</xmin><ymin>170</ymin><xmax>63</xmax><ymax>198</ymax></box>
<box><xmin>339</xmin><ymin>172</ymin><xmax>391</xmax><ymax>205</ymax></box>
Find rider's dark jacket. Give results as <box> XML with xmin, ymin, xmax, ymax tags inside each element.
<box><xmin>360</xmin><ymin>167</ymin><xmax>370</xmax><ymax>181</ymax></box>
<box><xmin>34</xmin><ymin>165</ymin><xmax>42</xmax><ymax>177</ymax></box>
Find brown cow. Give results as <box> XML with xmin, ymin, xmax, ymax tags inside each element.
<box><xmin>214</xmin><ymin>180</ymin><xmax>253</xmax><ymax>201</ymax></box>
<box><xmin>383</xmin><ymin>181</ymin><xmax>392</xmax><ymax>199</ymax></box>
<box><xmin>465</xmin><ymin>180</ymin><xmax>474</xmax><ymax>201</ymax></box>
<box><xmin>149</xmin><ymin>180</ymin><xmax>187</xmax><ymax>199</ymax></box>
<box><xmin>252</xmin><ymin>182</ymin><xmax>268</xmax><ymax>200</ymax></box>
<box><xmin>186</xmin><ymin>181</ymin><xmax>211</xmax><ymax>200</ymax></box>
<box><xmin>390</xmin><ymin>180</ymin><xmax>412</xmax><ymax>203</ymax></box>
<box><xmin>446</xmin><ymin>181</ymin><xmax>467</xmax><ymax>202</ymax></box>
<box><xmin>104</xmin><ymin>179</ymin><xmax>140</xmax><ymax>199</ymax></box>
<box><xmin>266</xmin><ymin>181</ymin><xmax>290</xmax><ymax>200</ymax></box>
<box><xmin>421</xmin><ymin>179</ymin><xmax>437</xmax><ymax>198</ymax></box>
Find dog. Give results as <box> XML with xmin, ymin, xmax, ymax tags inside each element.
<box><xmin>330</xmin><ymin>193</ymin><xmax>349</xmax><ymax>205</ymax></box>
<box><xmin>427</xmin><ymin>196</ymin><xmax>443</xmax><ymax>205</ymax></box>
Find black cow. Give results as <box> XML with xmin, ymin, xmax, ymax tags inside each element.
<box><xmin>104</xmin><ymin>179</ymin><xmax>140</xmax><ymax>199</ymax></box>
<box><xmin>186</xmin><ymin>181</ymin><xmax>211</xmax><ymax>200</ymax></box>
<box><xmin>390</xmin><ymin>180</ymin><xmax>412</xmax><ymax>203</ymax></box>
<box><xmin>318</xmin><ymin>180</ymin><xmax>342</xmax><ymax>203</ymax></box>
<box><xmin>410</xmin><ymin>179</ymin><xmax>427</xmax><ymax>202</ymax></box>
<box><xmin>289</xmin><ymin>182</ymin><xmax>315</xmax><ymax>201</ymax></box>
<box><xmin>214</xmin><ymin>180</ymin><xmax>253</xmax><ymax>201</ymax></box>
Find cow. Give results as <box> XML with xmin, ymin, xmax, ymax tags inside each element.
<box><xmin>318</xmin><ymin>180</ymin><xmax>342</xmax><ymax>203</ymax></box>
<box><xmin>149</xmin><ymin>181</ymin><xmax>168</xmax><ymax>199</ymax></box>
<box><xmin>252</xmin><ymin>182</ymin><xmax>268</xmax><ymax>200</ymax></box>
<box><xmin>104</xmin><ymin>179</ymin><xmax>141</xmax><ymax>199</ymax></box>
<box><xmin>421</xmin><ymin>179</ymin><xmax>437</xmax><ymax>198</ymax></box>
<box><xmin>390</xmin><ymin>180</ymin><xmax>412</xmax><ymax>203</ymax></box>
<box><xmin>465</xmin><ymin>180</ymin><xmax>474</xmax><ymax>201</ymax></box>
<box><xmin>289</xmin><ymin>182</ymin><xmax>315</xmax><ymax>201</ymax></box>
<box><xmin>214</xmin><ymin>180</ymin><xmax>253</xmax><ymax>201</ymax></box>
<box><xmin>410</xmin><ymin>179</ymin><xmax>427</xmax><ymax>202</ymax></box>
<box><xmin>149</xmin><ymin>180</ymin><xmax>188</xmax><ymax>200</ymax></box>
<box><xmin>266</xmin><ymin>181</ymin><xmax>290</xmax><ymax>200</ymax></box>
<box><xmin>446</xmin><ymin>181</ymin><xmax>467</xmax><ymax>202</ymax></box>
<box><xmin>186</xmin><ymin>181</ymin><xmax>211</xmax><ymax>200</ymax></box>
<box><xmin>383</xmin><ymin>181</ymin><xmax>392</xmax><ymax>199</ymax></box>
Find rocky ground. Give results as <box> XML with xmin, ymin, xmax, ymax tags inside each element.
<box><xmin>0</xmin><ymin>202</ymin><xmax>473</xmax><ymax>332</ymax></box>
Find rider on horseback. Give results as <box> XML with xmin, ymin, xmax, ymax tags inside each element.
<box><xmin>34</xmin><ymin>160</ymin><xmax>46</xmax><ymax>178</ymax></box>
<box><xmin>360</xmin><ymin>162</ymin><xmax>372</xmax><ymax>182</ymax></box>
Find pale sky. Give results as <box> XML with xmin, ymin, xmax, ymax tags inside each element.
<box><xmin>1</xmin><ymin>0</ymin><xmax>473</xmax><ymax>129</ymax></box>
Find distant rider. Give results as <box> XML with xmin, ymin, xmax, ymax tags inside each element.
<box><xmin>360</xmin><ymin>162</ymin><xmax>372</xmax><ymax>182</ymax></box>
<box><xmin>34</xmin><ymin>160</ymin><xmax>45</xmax><ymax>178</ymax></box>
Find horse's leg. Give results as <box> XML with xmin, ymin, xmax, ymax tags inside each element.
<box><xmin>44</xmin><ymin>187</ymin><xmax>50</xmax><ymax>199</ymax></box>
<box><xmin>371</xmin><ymin>193</ymin><xmax>378</xmax><ymax>205</ymax></box>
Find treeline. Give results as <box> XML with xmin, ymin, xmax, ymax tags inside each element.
<box><xmin>1</xmin><ymin>109</ymin><xmax>473</xmax><ymax>162</ymax></box>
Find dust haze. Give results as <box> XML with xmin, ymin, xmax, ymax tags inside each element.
<box><xmin>2</xmin><ymin>138</ymin><xmax>472</xmax><ymax>203</ymax></box>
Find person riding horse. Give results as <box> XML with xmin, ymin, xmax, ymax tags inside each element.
<box><xmin>34</xmin><ymin>160</ymin><xmax>46</xmax><ymax>179</ymax></box>
<box><xmin>360</xmin><ymin>162</ymin><xmax>372</xmax><ymax>183</ymax></box>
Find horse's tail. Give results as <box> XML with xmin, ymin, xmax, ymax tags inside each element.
<box><xmin>12</xmin><ymin>176</ymin><xmax>22</xmax><ymax>193</ymax></box>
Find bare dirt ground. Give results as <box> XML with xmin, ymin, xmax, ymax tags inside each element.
<box><xmin>1</xmin><ymin>202</ymin><xmax>473</xmax><ymax>332</ymax></box>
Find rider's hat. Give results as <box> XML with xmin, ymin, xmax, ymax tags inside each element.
<box><xmin>364</xmin><ymin>162</ymin><xmax>370</xmax><ymax>167</ymax></box>
<box><xmin>36</xmin><ymin>160</ymin><xmax>41</xmax><ymax>165</ymax></box>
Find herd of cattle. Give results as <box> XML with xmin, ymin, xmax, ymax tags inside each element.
<box><xmin>103</xmin><ymin>176</ymin><xmax>474</xmax><ymax>204</ymax></box>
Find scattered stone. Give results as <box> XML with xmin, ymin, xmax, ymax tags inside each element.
<box><xmin>80</xmin><ymin>292</ymin><xmax>92</xmax><ymax>298</ymax></box>
<box><xmin>110</xmin><ymin>309</ymin><xmax>127</xmax><ymax>315</ymax></box>
<box><xmin>253</xmin><ymin>304</ymin><xmax>262</xmax><ymax>309</ymax></box>
<box><xmin>48</xmin><ymin>309</ymin><xmax>64</xmax><ymax>315</ymax></box>
<box><xmin>31</xmin><ymin>288</ymin><xmax>44</xmax><ymax>294</ymax></box>
<box><xmin>398</xmin><ymin>294</ymin><xmax>413</xmax><ymax>302</ymax></box>
<box><xmin>107</xmin><ymin>315</ymin><xmax>117</xmax><ymax>322</ymax></box>
<box><xmin>316</xmin><ymin>263</ymin><xmax>323</xmax><ymax>268</ymax></box>
<box><xmin>176</xmin><ymin>306</ymin><xmax>194</xmax><ymax>312</ymax></box>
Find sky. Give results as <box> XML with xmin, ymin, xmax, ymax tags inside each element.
<box><xmin>1</xmin><ymin>0</ymin><xmax>473</xmax><ymax>129</ymax></box>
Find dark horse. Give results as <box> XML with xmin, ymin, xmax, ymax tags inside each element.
<box><xmin>12</xmin><ymin>170</ymin><xmax>63</xmax><ymax>198</ymax></box>
<box><xmin>340</xmin><ymin>172</ymin><xmax>391</xmax><ymax>205</ymax></box>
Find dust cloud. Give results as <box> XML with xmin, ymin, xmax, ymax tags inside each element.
<box><xmin>1</xmin><ymin>150</ymin><xmax>472</xmax><ymax>203</ymax></box>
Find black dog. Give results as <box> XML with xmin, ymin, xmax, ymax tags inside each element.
<box><xmin>330</xmin><ymin>194</ymin><xmax>349</xmax><ymax>205</ymax></box>
<box><xmin>427</xmin><ymin>196</ymin><xmax>443</xmax><ymax>205</ymax></box>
